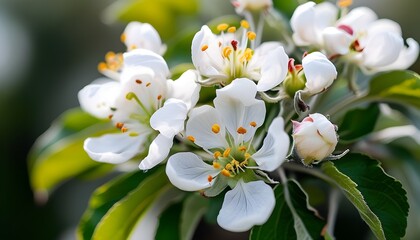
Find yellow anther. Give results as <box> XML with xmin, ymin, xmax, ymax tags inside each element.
<box><xmin>207</xmin><ymin>175</ymin><xmax>213</xmax><ymax>182</ymax></box>
<box><xmin>238</xmin><ymin>146</ymin><xmax>247</xmax><ymax>152</ymax></box>
<box><xmin>201</xmin><ymin>44</ymin><xmax>209</xmax><ymax>51</ymax></box>
<box><xmin>213</xmin><ymin>161</ymin><xmax>221</xmax><ymax>169</ymax></box>
<box><xmin>227</xmin><ymin>26</ymin><xmax>236</xmax><ymax>33</ymax></box>
<box><xmin>231</xmin><ymin>159</ymin><xmax>239</xmax><ymax>166</ymax></box>
<box><xmin>245</xmin><ymin>153</ymin><xmax>251</xmax><ymax>160</ymax></box>
<box><xmin>223</xmin><ymin>46</ymin><xmax>233</xmax><ymax>58</ymax></box>
<box><xmin>108</xmin><ymin>114</ymin><xmax>113</xmax><ymax>120</ymax></box>
<box><xmin>135</xmin><ymin>79</ymin><xmax>143</xmax><ymax>84</ymax></box>
<box><xmin>247</xmin><ymin>31</ymin><xmax>257</xmax><ymax>40</ymax></box>
<box><xmin>214</xmin><ymin>151</ymin><xmax>222</xmax><ymax>159</ymax></box>
<box><xmin>130</xmin><ymin>44</ymin><xmax>137</xmax><ymax>50</ymax></box>
<box><xmin>237</xmin><ymin>127</ymin><xmax>247</xmax><ymax>134</ymax></box>
<box><xmin>116</xmin><ymin>122</ymin><xmax>124</xmax><ymax>129</ymax></box>
<box><xmin>98</xmin><ymin>62</ymin><xmax>107</xmax><ymax>71</ymax></box>
<box><xmin>120</xmin><ymin>33</ymin><xmax>126</xmax><ymax>43</ymax></box>
<box><xmin>146</xmin><ymin>82</ymin><xmax>151</xmax><ymax>87</ymax></box>
<box><xmin>217</xmin><ymin>23</ymin><xmax>229</xmax><ymax>32</ymax></box>
<box><xmin>105</xmin><ymin>51</ymin><xmax>116</xmax><ymax>61</ymax></box>
<box><xmin>223</xmin><ymin>148</ymin><xmax>231</xmax><ymax>157</ymax></box>
<box><xmin>240</xmin><ymin>48</ymin><xmax>253</xmax><ymax>62</ymax></box>
<box><xmin>129</xmin><ymin>132</ymin><xmax>139</xmax><ymax>137</ymax></box>
<box><xmin>250</xmin><ymin>121</ymin><xmax>257</xmax><ymax>127</ymax></box>
<box><xmin>157</xmin><ymin>95</ymin><xmax>162</xmax><ymax>100</ymax></box>
<box><xmin>187</xmin><ymin>135</ymin><xmax>195</xmax><ymax>142</ymax></box>
<box><xmin>241</xmin><ymin>20</ymin><xmax>250</xmax><ymax>29</ymax></box>
<box><xmin>221</xmin><ymin>169</ymin><xmax>231</xmax><ymax>177</ymax></box>
<box><xmin>337</xmin><ymin>0</ymin><xmax>352</xmax><ymax>8</ymax></box>
<box><xmin>225</xmin><ymin>163</ymin><xmax>233</xmax><ymax>170</ymax></box>
<box><xmin>211</xmin><ymin>124</ymin><xmax>221</xmax><ymax>134</ymax></box>
<box><xmin>121</xmin><ymin>127</ymin><xmax>128</xmax><ymax>133</ymax></box>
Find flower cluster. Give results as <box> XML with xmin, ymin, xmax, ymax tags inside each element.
<box><xmin>76</xmin><ymin>0</ymin><xmax>418</xmax><ymax>233</ymax></box>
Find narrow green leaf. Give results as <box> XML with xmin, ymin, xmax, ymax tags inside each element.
<box><xmin>338</xmin><ymin>103</ymin><xmax>380</xmax><ymax>142</ymax></box>
<box><xmin>180</xmin><ymin>193</ymin><xmax>209</xmax><ymax>240</ymax></box>
<box><xmin>77</xmin><ymin>168</ymin><xmax>160</xmax><ymax>240</ymax></box>
<box><xmin>91</xmin><ymin>169</ymin><xmax>173</xmax><ymax>240</ymax></box>
<box><xmin>366</xmin><ymin>70</ymin><xmax>420</xmax><ymax>108</ymax></box>
<box><xmin>250</xmin><ymin>180</ymin><xmax>325</xmax><ymax>240</ymax></box>
<box><xmin>28</xmin><ymin>108</ymin><xmax>115</xmax><ymax>197</ymax></box>
<box><xmin>321</xmin><ymin>154</ymin><xmax>409</xmax><ymax>240</ymax></box>
<box><xmin>155</xmin><ymin>202</ymin><xmax>183</xmax><ymax>240</ymax></box>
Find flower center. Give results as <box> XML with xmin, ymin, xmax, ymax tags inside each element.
<box><xmin>97</xmin><ymin>51</ymin><xmax>124</xmax><ymax>80</ymax></box>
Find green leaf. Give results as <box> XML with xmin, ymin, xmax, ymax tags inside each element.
<box><xmin>91</xmin><ymin>168</ymin><xmax>182</xmax><ymax>240</ymax></box>
<box><xmin>28</xmin><ymin>108</ymin><xmax>115</xmax><ymax>198</ymax></box>
<box><xmin>366</xmin><ymin>70</ymin><xmax>420</xmax><ymax>108</ymax></box>
<box><xmin>250</xmin><ymin>180</ymin><xmax>325</xmax><ymax>240</ymax></box>
<box><xmin>78</xmin><ymin>168</ymin><xmax>160</xmax><ymax>240</ymax></box>
<box><xmin>338</xmin><ymin>103</ymin><xmax>380</xmax><ymax>142</ymax></box>
<box><xmin>155</xmin><ymin>202</ymin><xmax>183</xmax><ymax>240</ymax></box>
<box><xmin>321</xmin><ymin>154</ymin><xmax>409</xmax><ymax>240</ymax></box>
<box><xmin>180</xmin><ymin>193</ymin><xmax>209</xmax><ymax>240</ymax></box>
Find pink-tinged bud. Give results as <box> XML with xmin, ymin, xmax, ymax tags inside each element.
<box><xmin>292</xmin><ymin>113</ymin><xmax>338</xmax><ymax>165</ymax></box>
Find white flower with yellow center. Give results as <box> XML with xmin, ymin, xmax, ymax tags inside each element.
<box><xmin>80</xmin><ymin>49</ymin><xmax>201</xmax><ymax>170</ymax></box>
<box><xmin>192</xmin><ymin>22</ymin><xmax>289</xmax><ymax>92</ymax></box>
<box><xmin>291</xmin><ymin>1</ymin><xmax>419</xmax><ymax>73</ymax></box>
<box><xmin>165</xmin><ymin>78</ymin><xmax>290</xmax><ymax>232</ymax></box>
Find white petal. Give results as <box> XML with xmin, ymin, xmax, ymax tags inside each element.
<box><xmin>313</xmin><ymin>2</ymin><xmax>338</xmax><ymax>30</ymax></box>
<box><xmin>375</xmin><ymin>38</ymin><xmax>419</xmax><ymax>71</ymax></box>
<box><xmin>252</xmin><ymin>117</ymin><xmax>289</xmax><ymax>171</ymax></box>
<box><xmin>139</xmin><ymin>134</ymin><xmax>173</xmax><ymax>170</ymax></box>
<box><xmin>166</xmin><ymin>70</ymin><xmax>201</xmax><ymax>109</ymax></box>
<box><xmin>84</xmin><ymin>133</ymin><xmax>146</xmax><ymax>164</ymax></box>
<box><xmin>78</xmin><ymin>78</ymin><xmax>120</xmax><ymax>119</ymax></box>
<box><xmin>166</xmin><ymin>152</ymin><xmax>220</xmax><ymax>191</ymax></box>
<box><xmin>129</xmin><ymin>187</ymin><xmax>182</xmax><ymax>240</ymax></box>
<box><xmin>322</xmin><ymin>27</ymin><xmax>353</xmax><ymax>55</ymax></box>
<box><xmin>338</xmin><ymin>7</ymin><xmax>377</xmax><ymax>33</ymax></box>
<box><xmin>302</xmin><ymin>52</ymin><xmax>337</xmax><ymax>94</ymax></box>
<box><xmin>367</xmin><ymin>19</ymin><xmax>402</xmax><ymax>37</ymax></box>
<box><xmin>150</xmin><ymin>99</ymin><xmax>187</xmax><ymax>138</ymax></box>
<box><xmin>310</xmin><ymin>113</ymin><xmax>337</xmax><ymax>145</ymax></box>
<box><xmin>290</xmin><ymin>2</ymin><xmax>317</xmax><ymax>46</ymax></box>
<box><xmin>123</xmin><ymin>49</ymin><xmax>170</xmax><ymax>79</ymax></box>
<box><xmin>186</xmin><ymin>105</ymin><xmax>228</xmax><ymax>149</ymax></box>
<box><xmin>214</xmin><ymin>79</ymin><xmax>266</xmax><ymax>143</ymax></box>
<box><xmin>217</xmin><ymin>180</ymin><xmax>275</xmax><ymax>232</ymax></box>
<box><xmin>191</xmin><ymin>25</ymin><xmax>225</xmax><ymax>77</ymax></box>
<box><xmin>363</xmin><ymin>31</ymin><xmax>403</xmax><ymax>68</ymax></box>
<box><xmin>257</xmin><ymin>46</ymin><xmax>289</xmax><ymax>92</ymax></box>
<box><xmin>123</xmin><ymin>21</ymin><xmax>166</xmax><ymax>55</ymax></box>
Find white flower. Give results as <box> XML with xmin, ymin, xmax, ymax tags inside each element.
<box><xmin>232</xmin><ymin>0</ymin><xmax>272</xmax><ymax>14</ymax></box>
<box><xmin>291</xmin><ymin>1</ymin><xmax>419</xmax><ymax>73</ymax></box>
<box><xmin>165</xmin><ymin>78</ymin><xmax>290</xmax><ymax>231</ymax></box>
<box><xmin>292</xmin><ymin>113</ymin><xmax>338</xmax><ymax>165</ymax></box>
<box><xmin>121</xmin><ymin>21</ymin><xmax>166</xmax><ymax>55</ymax></box>
<box><xmin>191</xmin><ymin>24</ymin><xmax>289</xmax><ymax>91</ymax></box>
<box><xmin>80</xmin><ymin>49</ymin><xmax>201</xmax><ymax>170</ymax></box>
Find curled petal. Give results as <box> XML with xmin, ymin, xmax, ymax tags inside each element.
<box><xmin>78</xmin><ymin>78</ymin><xmax>120</xmax><ymax>119</ymax></box>
<box><xmin>123</xmin><ymin>21</ymin><xmax>166</xmax><ymax>55</ymax></box>
<box><xmin>166</xmin><ymin>152</ymin><xmax>220</xmax><ymax>191</ymax></box>
<box><xmin>139</xmin><ymin>134</ymin><xmax>173</xmax><ymax>170</ymax></box>
<box><xmin>217</xmin><ymin>180</ymin><xmax>275</xmax><ymax>232</ymax></box>
<box><xmin>122</xmin><ymin>49</ymin><xmax>170</xmax><ymax>79</ymax></box>
<box><xmin>84</xmin><ymin>133</ymin><xmax>146</xmax><ymax>164</ymax></box>
<box><xmin>302</xmin><ymin>52</ymin><xmax>337</xmax><ymax>94</ymax></box>
<box><xmin>252</xmin><ymin>117</ymin><xmax>289</xmax><ymax>171</ymax></box>
<box><xmin>363</xmin><ymin>31</ymin><xmax>403</xmax><ymax>68</ymax></box>
<box><xmin>166</xmin><ymin>70</ymin><xmax>201</xmax><ymax>110</ymax></box>
<box><xmin>376</xmin><ymin>38</ymin><xmax>419</xmax><ymax>72</ymax></box>
<box><xmin>257</xmin><ymin>46</ymin><xmax>289</xmax><ymax>92</ymax></box>
<box><xmin>150</xmin><ymin>99</ymin><xmax>188</xmax><ymax>138</ymax></box>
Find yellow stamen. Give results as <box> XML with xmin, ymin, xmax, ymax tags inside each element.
<box><xmin>237</xmin><ymin>127</ymin><xmax>247</xmax><ymax>134</ymax></box>
<box><xmin>337</xmin><ymin>0</ymin><xmax>352</xmax><ymax>8</ymax></box>
<box><xmin>250</xmin><ymin>121</ymin><xmax>257</xmax><ymax>127</ymax></box>
<box><xmin>98</xmin><ymin>62</ymin><xmax>107</xmax><ymax>71</ymax></box>
<box><xmin>116</xmin><ymin>122</ymin><xmax>124</xmax><ymax>129</ymax></box>
<box><xmin>240</xmin><ymin>48</ymin><xmax>253</xmax><ymax>62</ymax></box>
<box><xmin>247</xmin><ymin>31</ymin><xmax>256</xmax><ymax>40</ymax></box>
<box><xmin>225</xmin><ymin>163</ymin><xmax>233</xmax><ymax>170</ymax></box>
<box><xmin>245</xmin><ymin>153</ymin><xmax>251</xmax><ymax>160</ymax></box>
<box><xmin>146</xmin><ymin>82</ymin><xmax>151</xmax><ymax>87</ymax></box>
<box><xmin>238</xmin><ymin>146</ymin><xmax>247</xmax><ymax>152</ymax></box>
<box><xmin>213</xmin><ymin>161</ymin><xmax>221</xmax><ymax>169</ymax></box>
<box><xmin>105</xmin><ymin>51</ymin><xmax>116</xmax><ymax>61</ymax></box>
<box><xmin>214</xmin><ymin>151</ymin><xmax>222</xmax><ymax>159</ymax></box>
<box><xmin>240</xmin><ymin>20</ymin><xmax>250</xmax><ymax>29</ymax></box>
<box><xmin>221</xmin><ymin>169</ymin><xmax>231</xmax><ymax>177</ymax></box>
<box><xmin>187</xmin><ymin>135</ymin><xmax>195</xmax><ymax>142</ymax></box>
<box><xmin>227</xmin><ymin>26</ymin><xmax>236</xmax><ymax>33</ymax></box>
<box><xmin>217</xmin><ymin>23</ymin><xmax>229</xmax><ymax>32</ymax></box>
<box><xmin>223</xmin><ymin>148</ymin><xmax>231</xmax><ymax>157</ymax></box>
<box><xmin>135</xmin><ymin>79</ymin><xmax>142</xmax><ymax>84</ymax></box>
<box><xmin>201</xmin><ymin>44</ymin><xmax>209</xmax><ymax>51</ymax></box>
<box><xmin>211</xmin><ymin>123</ymin><xmax>221</xmax><ymax>134</ymax></box>
<box><xmin>121</xmin><ymin>127</ymin><xmax>128</xmax><ymax>133</ymax></box>
<box><xmin>223</xmin><ymin>46</ymin><xmax>233</xmax><ymax>58</ymax></box>
<box><xmin>130</xmin><ymin>44</ymin><xmax>137</xmax><ymax>50</ymax></box>
<box><xmin>120</xmin><ymin>33</ymin><xmax>126</xmax><ymax>43</ymax></box>
<box><xmin>129</xmin><ymin>132</ymin><xmax>139</xmax><ymax>137</ymax></box>
<box><xmin>157</xmin><ymin>95</ymin><xmax>162</xmax><ymax>100</ymax></box>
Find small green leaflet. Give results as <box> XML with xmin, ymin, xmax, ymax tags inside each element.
<box><xmin>250</xmin><ymin>180</ymin><xmax>325</xmax><ymax>240</ymax></box>
<box><xmin>321</xmin><ymin>154</ymin><xmax>409</xmax><ymax>240</ymax></box>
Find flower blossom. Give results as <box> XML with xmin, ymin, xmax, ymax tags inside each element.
<box><xmin>290</xmin><ymin>1</ymin><xmax>419</xmax><ymax>73</ymax></box>
<box><xmin>292</xmin><ymin>113</ymin><xmax>338</xmax><ymax>165</ymax></box>
<box><xmin>165</xmin><ymin>78</ymin><xmax>290</xmax><ymax>231</ymax></box>
<box><xmin>79</xmin><ymin>49</ymin><xmax>201</xmax><ymax>170</ymax></box>
<box><xmin>121</xmin><ymin>21</ymin><xmax>166</xmax><ymax>55</ymax></box>
<box><xmin>192</xmin><ymin>22</ymin><xmax>289</xmax><ymax>92</ymax></box>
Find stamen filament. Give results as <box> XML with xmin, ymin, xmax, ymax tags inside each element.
<box><xmin>126</xmin><ymin>92</ymin><xmax>152</xmax><ymax>117</ymax></box>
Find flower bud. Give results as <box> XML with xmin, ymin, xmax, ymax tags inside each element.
<box><xmin>292</xmin><ymin>113</ymin><xmax>338</xmax><ymax>165</ymax></box>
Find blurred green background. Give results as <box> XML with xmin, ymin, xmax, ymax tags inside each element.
<box><xmin>0</xmin><ymin>0</ymin><xmax>419</xmax><ymax>239</ymax></box>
